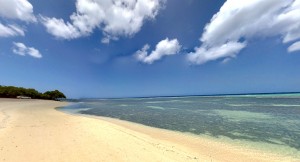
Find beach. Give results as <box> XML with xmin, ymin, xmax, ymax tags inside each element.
<box><xmin>0</xmin><ymin>99</ymin><xmax>296</xmax><ymax>162</ymax></box>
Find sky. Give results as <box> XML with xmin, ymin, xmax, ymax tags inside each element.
<box><xmin>1</xmin><ymin>0</ymin><xmax>300</xmax><ymax>98</ymax></box>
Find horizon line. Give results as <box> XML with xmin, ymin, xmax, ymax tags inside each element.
<box><xmin>72</xmin><ymin>91</ymin><xmax>300</xmax><ymax>100</ymax></box>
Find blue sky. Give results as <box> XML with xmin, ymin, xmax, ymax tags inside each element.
<box><xmin>1</xmin><ymin>0</ymin><xmax>300</xmax><ymax>98</ymax></box>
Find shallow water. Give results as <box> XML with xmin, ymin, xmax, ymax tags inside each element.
<box><xmin>61</xmin><ymin>94</ymin><xmax>300</xmax><ymax>158</ymax></box>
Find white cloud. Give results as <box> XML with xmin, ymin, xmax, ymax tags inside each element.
<box><xmin>0</xmin><ymin>0</ymin><xmax>36</xmax><ymax>37</ymax></box>
<box><xmin>188</xmin><ymin>0</ymin><xmax>300</xmax><ymax>64</ymax></box>
<box><xmin>221</xmin><ymin>57</ymin><xmax>232</xmax><ymax>64</ymax></box>
<box><xmin>135</xmin><ymin>38</ymin><xmax>181</xmax><ymax>64</ymax></box>
<box><xmin>187</xmin><ymin>42</ymin><xmax>246</xmax><ymax>64</ymax></box>
<box><xmin>12</xmin><ymin>42</ymin><xmax>27</xmax><ymax>56</ymax></box>
<box><xmin>135</xmin><ymin>44</ymin><xmax>151</xmax><ymax>62</ymax></box>
<box><xmin>12</xmin><ymin>42</ymin><xmax>42</xmax><ymax>58</ymax></box>
<box><xmin>27</xmin><ymin>47</ymin><xmax>42</xmax><ymax>58</ymax></box>
<box><xmin>101</xmin><ymin>37</ymin><xmax>111</xmax><ymax>44</ymax></box>
<box><xmin>41</xmin><ymin>0</ymin><xmax>163</xmax><ymax>41</ymax></box>
<box><xmin>288</xmin><ymin>41</ymin><xmax>300</xmax><ymax>53</ymax></box>
<box><xmin>40</xmin><ymin>17</ymin><xmax>81</xmax><ymax>39</ymax></box>
<box><xmin>0</xmin><ymin>0</ymin><xmax>36</xmax><ymax>22</ymax></box>
<box><xmin>0</xmin><ymin>23</ymin><xmax>24</xmax><ymax>37</ymax></box>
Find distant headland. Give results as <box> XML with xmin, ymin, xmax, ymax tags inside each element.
<box><xmin>0</xmin><ymin>85</ymin><xmax>66</xmax><ymax>100</ymax></box>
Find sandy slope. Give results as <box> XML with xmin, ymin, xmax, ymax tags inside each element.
<box><xmin>0</xmin><ymin>99</ymin><xmax>295</xmax><ymax>162</ymax></box>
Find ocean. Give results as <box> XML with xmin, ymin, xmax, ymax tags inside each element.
<box><xmin>60</xmin><ymin>93</ymin><xmax>300</xmax><ymax>158</ymax></box>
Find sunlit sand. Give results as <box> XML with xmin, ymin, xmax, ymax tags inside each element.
<box><xmin>0</xmin><ymin>99</ymin><xmax>296</xmax><ymax>162</ymax></box>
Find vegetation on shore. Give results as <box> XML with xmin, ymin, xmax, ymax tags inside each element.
<box><xmin>0</xmin><ymin>85</ymin><xmax>66</xmax><ymax>100</ymax></box>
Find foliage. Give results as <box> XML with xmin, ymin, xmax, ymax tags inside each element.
<box><xmin>0</xmin><ymin>85</ymin><xmax>66</xmax><ymax>100</ymax></box>
<box><xmin>43</xmin><ymin>90</ymin><xmax>66</xmax><ymax>100</ymax></box>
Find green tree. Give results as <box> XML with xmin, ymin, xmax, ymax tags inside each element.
<box><xmin>43</xmin><ymin>90</ymin><xmax>66</xmax><ymax>100</ymax></box>
<box><xmin>0</xmin><ymin>85</ymin><xmax>66</xmax><ymax>100</ymax></box>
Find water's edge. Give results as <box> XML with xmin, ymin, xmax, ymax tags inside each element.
<box><xmin>58</xmin><ymin>95</ymin><xmax>300</xmax><ymax>159</ymax></box>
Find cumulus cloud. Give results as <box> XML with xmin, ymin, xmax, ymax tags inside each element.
<box><xmin>0</xmin><ymin>23</ymin><xmax>24</xmax><ymax>37</ymax></box>
<box><xmin>12</xmin><ymin>42</ymin><xmax>42</xmax><ymax>58</ymax></box>
<box><xmin>135</xmin><ymin>38</ymin><xmax>181</xmax><ymax>64</ymax></box>
<box><xmin>288</xmin><ymin>41</ymin><xmax>300</xmax><ymax>53</ymax></box>
<box><xmin>41</xmin><ymin>0</ymin><xmax>163</xmax><ymax>41</ymax></box>
<box><xmin>40</xmin><ymin>17</ymin><xmax>81</xmax><ymax>39</ymax></box>
<box><xmin>0</xmin><ymin>0</ymin><xmax>36</xmax><ymax>37</ymax></box>
<box><xmin>0</xmin><ymin>0</ymin><xmax>36</xmax><ymax>22</ymax></box>
<box><xmin>188</xmin><ymin>0</ymin><xmax>300</xmax><ymax>64</ymax></box>
<box><xmin>188</xmin><ymin>42</ymin><xmax>246</xmax><ymax>64</ymax></box>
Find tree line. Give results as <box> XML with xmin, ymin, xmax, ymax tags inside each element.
<box><xmin>0</xmin><ymin>85</ymin><xmax>66</xmax><ymax>100</ymax></box>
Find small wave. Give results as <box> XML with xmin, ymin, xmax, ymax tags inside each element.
<box><xmin>226</xmin><ymin>104</ymin><xmax>253</xmax><ymax>107</ymax></box>
<box><xmin>269</xmin><ymin>104</ymin><xmax>300</xmax><ymax>107</ymax></box>
<box><xmin>147</xmin><ymin>106</ymin><xmax>165</xmax><ymax>110</ymax></box>
<box><xmin>146</xmin><ymin>100</ymin><xmax>184</xmax><ymax>104</ymax></box>
<box><xmin>60</xmin><ymin>107</ymin><xmax>91</xmax><ymax>114</ymax></box>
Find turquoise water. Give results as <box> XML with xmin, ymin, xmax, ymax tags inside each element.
<box><xmin>61</xmin><ymin>94</ymin><xmax>300</xmax><ymax>157</ymax></box>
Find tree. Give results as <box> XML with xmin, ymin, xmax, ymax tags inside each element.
<box><xmin>0</xmin><ymin>85</ymin><xmax>66</xmax><ymax>100</ymax></box>
<box><xmin>43</xmin><ymin>90</ymin><xmax>66</xmax><ymax>100</ymax></box>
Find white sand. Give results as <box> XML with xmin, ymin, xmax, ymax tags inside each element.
<box><xmin>0</xmin><ymin>99</ymin><xmax>296</xmax><ymax>162</ymax></box>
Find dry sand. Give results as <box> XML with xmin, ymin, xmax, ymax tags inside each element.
<box><xmin>0</xmin><ymin>99</ymin><xmax>297</xmax><ymax>162</ymax></box>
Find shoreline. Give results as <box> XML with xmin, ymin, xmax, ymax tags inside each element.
<box><xmin>0</xmin><ymin>99</ymin><xmax>298</xmax><ymax>161</ymax></box>
<box><xmin>62</xmin><ymin>110</ymin><xmax>300</xmax><ymax>161</ymax></box>
<box><xmin>78</xmin><ymin>114</ymin><xmax>300</xmax><ymax>157</ymax></box>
